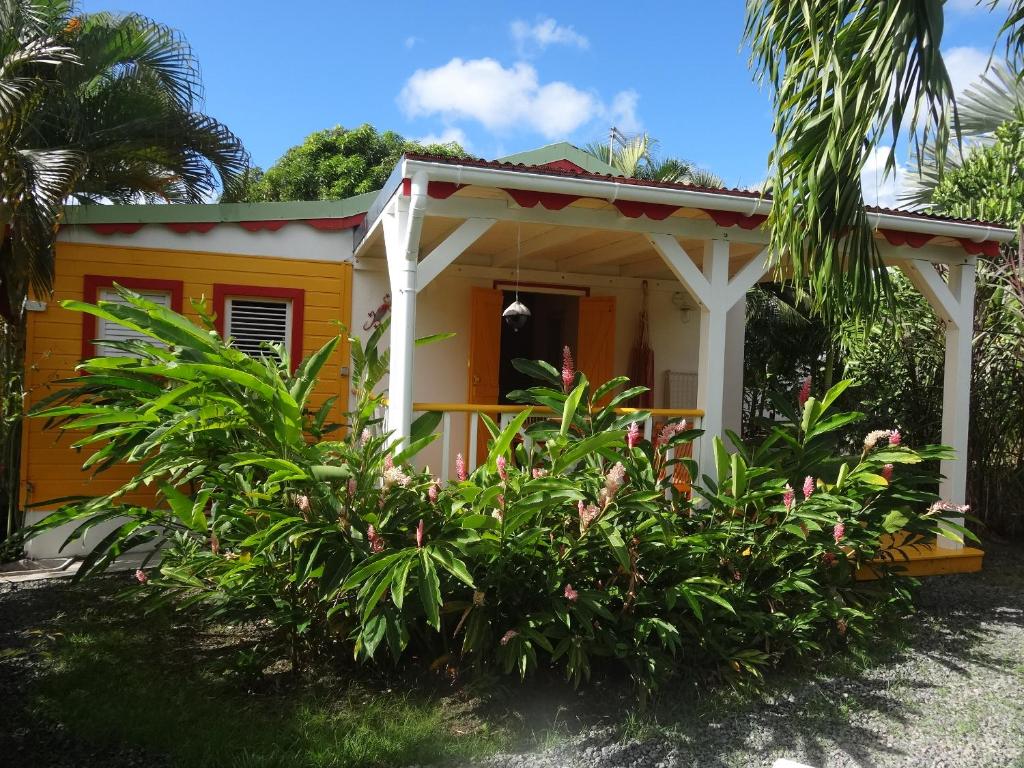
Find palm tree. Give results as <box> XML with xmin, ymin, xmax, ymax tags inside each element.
<box><xmin>902</xmin><ymin>61</ymin><xmax>1024</xmax><ymax>207</ymax></box>
<box><xmin>743</xmin><ymin>0</ymin><xmax>1024</xmax><ymax>321</ymax></box>
<box><xmin>583</xmin><ymin>132</ymin><xmax>724</xmax><ymax>187</ymax></box>
<box><xmin>0</xmin><ymin>0</ymin><xmax>248</xmax><ymax>320</ymax></box>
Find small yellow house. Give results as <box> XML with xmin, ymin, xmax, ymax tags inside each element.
<box><xmin>21</xmin><ymin>143</ymin><xmax>1011</xmax><ymax>576</ymax></box>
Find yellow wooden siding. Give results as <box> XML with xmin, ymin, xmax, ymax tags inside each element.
<box><xmin>21</xmin><ymin>242</ymin><xmax>352</xmax><ymax>509</ymax></box>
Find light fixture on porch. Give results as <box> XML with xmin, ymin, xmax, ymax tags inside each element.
<box><xmin>671</xmin><ymin>291</ymin><xmax>694</xmax><ymax>323</ymax></box>
<box><xmin>502</xmin><ymin>225</ymin><xmax>531</xmax><ymax>332</ymax></box>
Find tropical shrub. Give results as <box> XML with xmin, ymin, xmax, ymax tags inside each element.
<box><xmin>25</xmin><ymin>289</ymin><xmax>957</xmax><ymax>692</ymax></box>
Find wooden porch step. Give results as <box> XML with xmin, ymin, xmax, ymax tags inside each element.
<box><xmin>855</xmin><ymin>542</ymin><xmax>984</xmax><ymax>580</ymax></box>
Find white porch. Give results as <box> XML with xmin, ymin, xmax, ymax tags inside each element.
<box><xmin>352</xmin><ymin>153</ymin><xmax>1014</xmax><ymax>555</ymax></box>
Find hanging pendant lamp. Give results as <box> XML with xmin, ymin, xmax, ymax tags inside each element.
<box><xmin>502</xmin><ymin>225</ymin><xmax>531</xmax><ymax>332</ymax></box>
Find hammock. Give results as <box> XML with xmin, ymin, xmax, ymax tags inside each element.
<box><xmin>627</xmin><ymin>281</ymin><xmax>655</xmax><ymax>408</ymax></box>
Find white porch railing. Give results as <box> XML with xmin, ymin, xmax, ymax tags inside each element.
<box><xmin>404</xmin><ymin>403</ymin><xmax>703</xmax><ymax>483</ymax></box>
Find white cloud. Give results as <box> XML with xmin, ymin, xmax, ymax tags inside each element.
<box><xmin>510</xmin><ymin>17</ymin><xmax>589</xmax><ymax>55</ymax></box>
<box><xmin>608</xmin><ymin>90</ymin><xmax>642</xmax><ymax>134</ymax></box>
<box><xmin>861</xmin><ymin>145</ymin><xmax>909</xmax><ymax>209</ymax></box>
<box><xmin>404</xmin><ymin>36</ymin><xmax>419</xmax><ymax>49</ymax></box>
<box><xmin>399</xmin><ymin>57</ymin><xmax>636</xmax><ymax>140</ymax></box>
<box><xmin>416</xmin><ymin>127</ymin><xmax>470</xmax><ymax>150</ymax></box>
<box><xmin>945</xmin><ymin>46</ymin><xmax>991</xmax><ymax>96</ymax></box>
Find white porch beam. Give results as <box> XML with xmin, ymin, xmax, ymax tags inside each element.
<box><xmin>382</xmin><ymin>172</ymin><xmax>428</xmax><ymax>446</ymax></box>
<box><xmin>723</xmin><ymin>248</ymin><xmax>772</xmax><ymax>307</ymax></box>
<box><xmin>694</xmin><ymin>239</ymin><xmax>731</xmax><ymax>478</ymax></box>
<box><xmin>901</xmin><ymin>258</ymin><xmax>977</xmax><ymax>549</ymax></box>
<box><xmin>416</xmin><ymin>217</ymin><xmax>496</xmax><ymax>291</ymax></box>
<box><xmin>647</xmin><ymin>234</ymin><xmax>712</xmax><ymax>306</ymax></box>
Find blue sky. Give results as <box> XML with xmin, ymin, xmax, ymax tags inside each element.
<box><xmin>85</xmin><ymin>0</ymin><xmax>1008</xmax><ymax>205</ymax></box>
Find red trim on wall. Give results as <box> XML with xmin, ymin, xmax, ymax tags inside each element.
<box><xmin>958</xmin><ymin>238</ymin><xmax>1001</xmax><ymax>258</ymax></box>
<box><xmin>89</xmin><ymin>223</ymin><xmax>144</xmax><ymax>235</ymax></box>
<box><xmin>239</xmin><ymin>220</ymin><xmax>288</xmax><ymax>232</ymax></box>
<box><xmin>305</xmin><ymin>214</ymin><xmax>365</xmax><ymax>230</ymax></box>
<box><xmin>612</xmin><ymin>200</ymin><xmax>680</xmax><ymax>221</ymax></box>
<box><xmin>879</xmin><ymin>228</ymin><xmax>934</xmax><ymax>249</ymax></box>
<box><xmin>212</xmin><ymin>283</ymin><xmax>305</xmax><ymax>370</ymax></box>
<box><xmin>702</xmin><ymin>209</ymin><xmax>768</xmax><ymax>230</ymax></box>
<box><xmin>503</xmin><ymin>188</ymin><xmax>580</xmax><ymax>211</ymax></box>
<box><xmin>81</xmin><ymin>275</ymin><xmax>184</xmax><ymax>361</ymax></box>
<box><xmin>164</xmin><ymin>222</ymin><xmax>217</xmax><ymax>234</ymax></box>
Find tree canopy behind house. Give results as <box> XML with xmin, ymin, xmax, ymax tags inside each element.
<box><xmin>224</xmin><ymin>124</ymin><xmax>466</xmax><ymax>202</ymax></box>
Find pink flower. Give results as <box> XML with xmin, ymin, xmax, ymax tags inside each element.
<box><xmin>889</xmin><ymin>430</ymin><xmax>902</xmax><ymax>447</ymax></box>
<box><xmin>564</xmin><ymin>584</ymin><xmax>579</xmax><ymax>602</ymax></box>
<box><xmin>603</xmin><ymin>462</ymin><xmax>626</xmax><ymax>502</ymax></box>
<box><xmin>882</xmin><ymin>464</ymin><xmax>894</xmax><ymax>482</ymax></box>
<box><xmin>416</xmin><ymin>519</ymin><xmax>425</xmax><ymax>549</ymax></box>
<box><xmin>496</xmin><ymin>455</ymin><xmax>508</xmax><ymax>481</ymax></box>
<box><xmin>822</xmin><ymin>552</ymin><xmax>837</xmax><ymax>567</ymax></box>
<box><xmin>295</xmin><ymin>494</ymin><xmax>310</xmax><ymax>513</ymax></box>
<box><xmin>837</xmin><ymin>618</ymin><xmax>848</xmax><ymax>637</ymax></box>
<box><xmin>532</xmin><ymin>467</ymin><xmax>548</xmax><ymax>479</ymax></box>
<box><xmin>783</xmin><ymin>483</ymin><xmax>795</xmax><ymax>512</ymax></box>
<box><xmin>360</xmin><ymin>428</ymin><xmax>372</xmax><ymax>447</ymax></box>
<box><xmin>863</xmin><ymin>430</ymin><xmax>890</xmax><ymax>451</ymax></box>
<box><xmin>626</xmin><ymin>421</ymin><xmax>641</xmax><ymax>449</ymax></box>
<box><xmin>657</xmin><ymin>420</ymin><xmax>688</xmax><ymax>446</ymax></box>
<box><xmin>367</xmin><ymin>525</ymin><xmax>384</xmax><ymax>553</ymax></box>
<box><xmin>347</xmin><ymin>478</ymin><xmax>357</xmax><ymax>497</ymax></box>
<box><xmin>497</xmin><ymin>493</ymin><xmax>505</xmax><ymax>508</ymax></box>
<box><xmin>134</xmin><ymin>569</ymin><xmax>148</xmax><ymax>584</ymax></box>
<box><xmin>500</xmin><ymin>629</ymin><xmax>518</xmax><ymax>646</ymax></box>
<box><xmin>578</xmin><ymin>500</ymin><xmax>600</xmax><ymax>533</ymax></box>
<box><xmin>833</xmin><ymin>521</ymin><xmax>845</xmax><ymax>543</ymax></box>
<box><xmin>428</xmin><ymin>482</ymin><xmax>439</xmax><ymax>504</ymax></box>
<box><xmin>210</xmin><ymin>533</ymin><xmax>220</xmax><ymax>555</ymax></box>
<box><xmin>455</xmin><ymin>453</ymin><xmax>467</xmax><ymax>482</ymax></box>
<box><xmin>561</xmin><ymin>346</ymin><xmax>575</xmax><ymax>392</ymax></box>
<box><xmin>798</xmin><ymin>376</ymin><xmax>812</xmax><ymax>407</ymax></box>
<box><xmin>802</xmin><ymin>476</ymin><xmax>815</xmax><ymax>500</ymax></box>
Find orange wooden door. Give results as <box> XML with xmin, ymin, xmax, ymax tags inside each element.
<box><xmin>577</xmin><ymin>295</ymin><xmax>616</xmax><ymax>392</ymax></box>
<box><xmin>467</xmin><ymin>287</ymin><xmax>503</xmax><ymax>463</ymax></box>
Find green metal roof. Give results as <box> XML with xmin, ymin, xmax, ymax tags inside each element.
<box><xmin>498</xmin><ymin>142</ymin><xmax>621</xmax><ymax>177</ymax></box>
<box><xmin>61</xmin><ymin>191</ymin><xmax>378</xmax><ymax>224</ymax></box>
<box><xmin>60</xmin><ymin>143</ymin><xmax>619</xmax><ymax>225</ymax></box>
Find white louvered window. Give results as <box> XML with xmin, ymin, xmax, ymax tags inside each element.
<box><xmin>225</xmin><ymin>296</ymin><xmax>293</xmax><ymax>357</ymax></box>
<box><xmin>96</xmin><ymin>286</ymin><xmax>171</xmax><ymax>356</ymax></box>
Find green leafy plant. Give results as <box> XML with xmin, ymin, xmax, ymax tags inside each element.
<box><xmin>24</xmin><ymin>289</ymin><xmax>956</xmax><ymax>694</ymax></box>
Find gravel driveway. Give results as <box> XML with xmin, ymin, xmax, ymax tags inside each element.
<box><xmin>3</xmin><ymin>544</ymin><xmax>1023</xmax><ymax>768</ymax></box>
<box><xmin>474</xmin><ymin>542</ymin><xmax>1024</xmax><ymax>768</ymax></box>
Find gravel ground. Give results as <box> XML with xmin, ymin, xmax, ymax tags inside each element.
<box><xmin>473</xmin><ymin>542</ymin><xmax>1024</xmax><ymax>768</ymax></box>
<box><xmin>2</xmin><ymin>544</ymin><xmax>1023</xmax><ymax>768</ymax></box>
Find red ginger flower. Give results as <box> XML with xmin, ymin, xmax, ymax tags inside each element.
<box><xmin>496</xmin><ymin>455</ymin><xmax>508</xmax><ymax>481</ymax></box>
<box><xmin>626</xmin><ymin>421</ymin><xmax>641</xmax><ymax>449</ymax></box>
<box><xmin>561</xmin><ymin>346</ymin><xmax>575</xmax><ymax>392</ymax></box>
<box><xmin>134</xmin><ymin>569</ymin><xmax>148</xmax><ymax>584</ymax></box>
<box><xmin>889</xmin><ymin>430</ymin><xmax>902</xmax><ymax>446</ymax></box>
<box><xmin>833</xmin><ymin>521</ymin><xmax>845</xmax><ymax>543</ymax></box>
<box><xmin>783</xmin><ymin>483</ymin><xmax>795</xmax><ymax>512</ymax></box>
<box><xmin>802</xmin><ymin>475</ymin><xmax>815</xmax><ymax>500</ymax></box>
<box><xmin>798</xmin><ymin>376</ymin><xmax>812</xmax><ymax>407</ymax></box>
<box><xmin>455</xmin><ymin>453</ymin><xmax>467</xmax><ymax>482</ymax></box>
<box><xmin>428</xmin><ymin>482</ymin><xmax>439</xmax><ymax>504</ymax></box>
<box><xmin>416</xmin><ymin>519</ymin><xmax>425</xmax><ymax>549</ymax></box>
<box><xmin>500</xmin><ymin>629</ymin><xmax>519</xmax><ymax>646</ymax></box>
<box><xmin>882</xmin><ymin>464</ymin><xmax>894</xmax><ymax>482</ymax></box>
<box><xmin>564</xmin><ymin>584</ymin><xmax>578</xmax><ymax>602</ymax></box>
<box><xmin>367</xmin><ymin>525</ymin><xmax>384</xmax><ymax>553</ymax></box>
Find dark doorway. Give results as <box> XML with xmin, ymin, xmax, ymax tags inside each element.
<box><xmin>498</xmin><ymin>290</ymin><xmax>579</xmax><ymax>403</ymax></box>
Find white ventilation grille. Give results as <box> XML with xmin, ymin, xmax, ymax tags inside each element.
<box><xmin>225</xmin><ymin>297</ymin><xmax>292</xmax><ymax>357</ymax></box>
<box><xmin>96</xmin><ymin>287</ymin><xmax>171</xmax><ymax>356</ymax></box>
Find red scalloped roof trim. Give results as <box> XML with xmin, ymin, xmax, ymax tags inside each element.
<box><xmin>958</xmin><ymin>238</ymin><xmax>1001</xmax><ymax>257</ymax></box>
<box><xmin>537</xmin><ymin>159</ymin><xmax>588</xmax><ymax>173</ymax></box>
<box><xmin>305</xmin><ymin>214</ymin><xmax>365</xmax><ymax>230</ymax></box>
<box><xmin>239</xmin><ymin>220</ymin><xmax>288</xmax><ymax>232</ymax></box>
<box><xmin>89</xmin><ymin>223</ymin><xmax>144</xmax><ymax>235</ymax></box>
<box><xmin>164</xmin><ymin>222</ymin><xmax>217</xmax><ymax>234</ymax></box>
<box><xmin>879</xmin><ymin>228</ymin><xmax>934</xmax><ymax>248</ymax></box>
<box><xmin>612</xmin><ymin>200</ymin><xmax>680</xmax><ymax>221</ymax></box>
<box><xmin>702</xmin><ymin>209</ymin><xmax>768</xmax><ymax>230</ymax></box>
<box><xmin>502</xmin><ymin>188</ymin><xmax>580</xmax><ymax>211</ymax></box>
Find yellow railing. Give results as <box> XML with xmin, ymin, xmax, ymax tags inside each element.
<box><xmin>403</xmin><ymin>402</ymin><xmax>704</xmax><ymax>480</ymax></box>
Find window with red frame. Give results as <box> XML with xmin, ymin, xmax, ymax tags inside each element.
<box><xmin>82</xmin><ymin>275</ymin><xmax>183</xmax><ymax>359</ymax></box>
<box><xmin>213</xmin><ymin>285</ymin><xmax>304</xmax><ymax>365</ymax></box>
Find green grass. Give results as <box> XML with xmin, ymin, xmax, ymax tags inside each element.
<box><xmin>28</xmin><ymin>590</ymin><xmax>507</xmax><ymax>768</ymax></box>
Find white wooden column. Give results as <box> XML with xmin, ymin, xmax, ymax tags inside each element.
<box><xmin>382</xmin><ymin>173</ymin><xmax>427</xmax><ymax>446</ymax></box>
<box><xmin>901</xmin><ymin>256</ymin><xmax>977</xmax><ymax>549</ymax></box>
<box><xmin>723</xmin><ymin>299</ymin><xmax>747</xmax><ymax>438</ymax></box>
<box><xmin>648</xmin><ymin>235</ymin><xmax>770</xmax><ymax>482</ymax></box>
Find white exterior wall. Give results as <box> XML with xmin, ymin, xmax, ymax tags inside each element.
<box><xmin>351</xmin><ymin>265</ymin><xmax>700</xmax><ymax>476</ymax></box>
